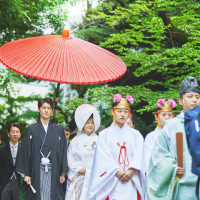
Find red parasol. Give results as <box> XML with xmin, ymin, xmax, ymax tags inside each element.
<box><xmin>0</xmin><ymin>30</ymin><xmax>127</xmax><ymax>121</ymax></box>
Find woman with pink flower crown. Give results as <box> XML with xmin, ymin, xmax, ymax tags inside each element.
<box><xmin>86</xmin><ymin>94</ymin><xmax>146</xmax><ymax>200</ymax></box>
<box><xmin>144</xmin><ymin>98</ymin><xmax>176</xmax><ymax>174</ymax></box>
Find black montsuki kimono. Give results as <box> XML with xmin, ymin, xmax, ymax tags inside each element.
<box><xmin>16</xmin><ymin>121</ymin><xmax>68</xmax><ymax>200</ymax></box>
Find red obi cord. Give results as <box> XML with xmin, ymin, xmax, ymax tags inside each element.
<box><xmin>100</xmin><ymin>171</ymin><xmax>107</xmax><ymax>177</ymax></box>
<box><xmin>117</xmin><ymin>141</ymin><xmax>129</xmax><ymax>171</ymax></box>
<box><xmin>137</xmin><ymin>190</ymin><xmax>141</xmax><ymax>200</ymax></box>
<box><xmin>105</xmin><ymin>142</ymin><xmax>140</xmax><ymax>200</ymax></box>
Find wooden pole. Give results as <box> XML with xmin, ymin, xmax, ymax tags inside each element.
<box><xmin>52</xmin><ymin>83</ymin><xmax>60</xmax><ymax>123</ymax></box>
<box><xmin>176</xmin><ymin>132</ymin><xmax>183</xmax><ymax>178</ymax></box>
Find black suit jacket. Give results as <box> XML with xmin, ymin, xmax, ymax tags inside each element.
<box><xmin>0</xmin><ymin>143</ymin><xmax>21</xmax><ymax>196</ymax></box>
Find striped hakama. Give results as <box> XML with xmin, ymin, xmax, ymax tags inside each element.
<box><xmin>40</xmin><ymin>163</ymin><xmax>51</xmax><ymax>200</ymax></box>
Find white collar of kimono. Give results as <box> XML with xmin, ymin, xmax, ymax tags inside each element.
<box><xmin>111</xmin><ymin>122</ymin><xmax>127</xmax><ymax>130</ymax></box>
<box><xmin>155</xmin><ymin>126</ymin><xmax>162</xmax><ymax>131</ymax></box>
<box><xmin>41</xmin><ymin>121</ymin><xmax>49</xmax><ymax>133</ymax></box>
<box><xmin>75</xmin><ymin>104</ymin><xmax>101</xmax><ymax>132</ymax></box>
<box><xmin>81</xmin><ymin>131</ymin><xmax>96</xmax><ymax>137</ymax></box>
<box><xmin>180</xmin><ymin>110</ymin><xmax>184</xmax><ymax>117</ymax></box>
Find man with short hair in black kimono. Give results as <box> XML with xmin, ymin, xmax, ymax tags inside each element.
<box><xmin>16</xmin><ymin>98</ymin><xmax>68</xmax><ymax>200</ymax></box>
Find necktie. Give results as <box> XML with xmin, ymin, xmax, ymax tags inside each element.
<box><xmin>12</xmin><ymin>146</ymin><xmax>17</xmax><ymax>165</ymax></box>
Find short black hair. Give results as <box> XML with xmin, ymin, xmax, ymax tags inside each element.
<box><xmin>155</xmin><ymin>107</ymin><xmax>162</xmax><ymax>115</ymax></box>
<box><xmin>8</xmin><ymin>123</ymin><xmax>21</xmax><ymax>133</ymax></box>
<box><xmin>112</xmin><ymin>102</ymin><xmax>119</xmax><ymax>109</ymax></box>
<box><xmin>38</xmin><ymin>98</ymin><xmax>54</xmax><ymax>109</ymax></box>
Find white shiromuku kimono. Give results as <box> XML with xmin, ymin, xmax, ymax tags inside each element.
<box><xmin>144</xmin><ymin>127</ymin><xmax>160</xmax><ymax>173</ymax></box>
<box><xmin>65</xmin><ymin>132</ymin><xmax>98</xmax><ymax>200</ymax></box>
<box><xmin>65</xmin><ymin>104</ymin><xmax>101</xmax><ymax>200</ymax></box>
<box><xmin>87</xmin><ymin>123</ymin><xmax>146</xmax><ymax>200</ymax></box>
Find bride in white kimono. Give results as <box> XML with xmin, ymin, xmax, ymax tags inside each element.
<box><xmin>65</xmin><ymin>104</ymin><xmax>101</xmax><ymax>200</ymax></box>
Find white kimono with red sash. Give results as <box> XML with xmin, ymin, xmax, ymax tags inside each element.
<box><xmin>144</xmin><ymin>127</ymin><xmax>160</xmax><ymax>173</ymax></box>
<box><xmin>87</xmin><ymin>123</ymin><xmax>146</xmax><ymax>200</ymax></box>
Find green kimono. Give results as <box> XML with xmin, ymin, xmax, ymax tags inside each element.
<box><xmin>147</xmin><ymin>112</ymin><xmax>198</xmax><ymax>200</ymax></box>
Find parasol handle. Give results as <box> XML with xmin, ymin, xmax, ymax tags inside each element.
<box><xmin>53</xmin><ymin>83</ymin><xmax>60</xmax><ymax>123</ymax></box>
<box><xmin>176</xmin><ymin>132</ymin><xmax>183</xmax><ymax>177</ymax></box>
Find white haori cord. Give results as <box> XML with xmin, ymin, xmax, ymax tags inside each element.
<box><xmin>40</xmin><ymin>151</ymin><xmax>51</xmax><ymax>172</ymax></box>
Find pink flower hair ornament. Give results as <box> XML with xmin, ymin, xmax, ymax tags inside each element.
<box><xmin>167</xmin><ymin>99</ymin><xmax>176</xmax><ymax>108</ymax></box>
<box><xmin>113</xmin><ymin>93</ymin><xmax>122</xmax><ymax>102</ymax></box>
<box><xmin>113</xmin><ymin>93</ymin><xmax>134</xmax><ymax>104</ymax></box>
<box><xmin>156</xmin><ymin>98</ymin><xmax>176</xmax><ymax>109</ymax></box>
<box><xmin>156</xmin><ymin>99</ymin><xmax>165</xmax><ymax>108</ymax></box>
<box><xmin>126</xmin><ymin>95</ymin><xmax>134</xmax><ymax>104</ymax></box>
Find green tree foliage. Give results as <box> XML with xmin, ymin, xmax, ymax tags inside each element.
<box><xmin>97</xmin><ymin>0</ymin><xmax>200</xmax><ymax>86</ymax></box>
<box><xmin>72</xmin><ymin>0</ymin><xmax>133</xmax><ymax>44</ymax></box>
<box><xmin>0</xmin><ymin>0</ymin><xmax>74</xmax><ymax>144</ymax></box>
<box><xmin>58</xmin><ymin>0</ymin><xmax>200</xmax><ymax>135</ymax></box>
<box><xmin>0</xmin><ymin>67</ymin><xmax>40</xmax><ymax>144</ymax></box>
<box><xmin>0</xmin><ymin>0</ymin><xmax>70</xmax><ymax>45</ymax></box>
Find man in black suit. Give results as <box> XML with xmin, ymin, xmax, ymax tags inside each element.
<box><xmin>63</xmin><ymin>125</ymin><xmax>70</xmax><ymax>149</ymax></box>
<box><xmin>0</xmin><ymin>123</ymin><xmax>21</xmax><ymax>200</ymax></box>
